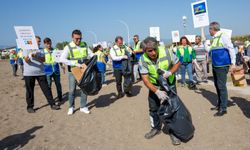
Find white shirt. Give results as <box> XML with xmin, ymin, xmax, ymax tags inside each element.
<box><xmin>205</xmin><ymin>31</ymin><xmax>236</xmax><ymax>65</ymax></box>
<box><xmin>60</xmin><ymin>42</ymin><xmax>94</xmax><ymax>66</ymax></box>
<box><xmin>110</xmin><ymin>45</ymin><xmax>132</xmax><ymax>61</ymax></box>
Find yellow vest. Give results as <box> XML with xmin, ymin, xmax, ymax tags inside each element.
<box><xmin>66</xmin><ymin>41</ymin><xmax>88</xmax><ymax>66</ymax></box>
<box><xmin>178</xmin><ymin>46</ymin><xmax>193</xmax><ymax>56</ymax></box>
<box><xmin>141</xmin><ymin>47</ymin><xmax>175</xmax><ymax>85</ymax></box>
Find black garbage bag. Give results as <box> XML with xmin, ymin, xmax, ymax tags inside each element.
<box><xmin>157</xmin><ymin>69</ymin><xmax>195</xmax><ymax>142</ymax></box>
<box><xmin>78</xmin><ymin>55</ymin><xmax>102</xmax><ymax>95</ymax></box>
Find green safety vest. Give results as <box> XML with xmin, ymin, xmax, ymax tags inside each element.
<box><xmin>210</xmin><ymin>33</ymin><xmax>223</xmax><ymax>50</ymax></box>
<box><xmin>141</xmin><ymin>47</ymin><xmax>175</xmax><ymax>85</ymax></box>
<box><xmin>113</xmin><ymin>45</ymin><xmax>126</xmax><ymax>56</ymax></box>
<box><xmin>44</xmin><ymin>48</ymin><xmax>56</xmax><ymax>64</ymax></box>
<box><xmin>210</xmin><ymin>33</ymin><xmax>231</xmax><ymax>67</ymax></box>
<box><xmin>178</xmin><ymin>45</ymin><xmax>193</xmax><ymax>56</ymax></box>
<box><xmin>67</xmin><ymin>41</ymin><xmax>88</xmax><ymax>66</ymax></box>
<box><xmin>133</xmin><ymin>41</ymin><xmax>141</xmax><ymax>51</ymax></box>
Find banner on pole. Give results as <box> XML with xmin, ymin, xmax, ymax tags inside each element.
<box><xmin>171</xmin><ymin>30</ymin><xmax>180</xmax><ymax>43</ymax></box>
<box><xmin>191</xmin><ymin>0</ymin><xmax>209</xmax><ymax>28</ymax></box>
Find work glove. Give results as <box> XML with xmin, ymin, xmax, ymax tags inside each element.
<box><xmin>163</xmin><ymin>70</ymin><xmax>172</xmax><ymax>78</ymax></box>
<box><xmin>155</xmin><ymin>89</ymin><xmax>168</xmax><ymax>101</ymax></box>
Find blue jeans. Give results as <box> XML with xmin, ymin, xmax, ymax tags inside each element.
<box><xmin>100</xmin><ymin>72</ymin><xmax>106</xmax><ymax>84</ymax></box>
<box><xmin>46</xmin><ymin>73</ymin><xmax>62</xmax><ymax>101</ymax></box>
<box><xmin>68</xmin><ymin>72</ymin><xmax>87</xmax><ymax>108</ymax></box>
<box><xmin>180</xmin><ymin>63</ymin><xmax>194</xmax><ymax>84</ymax></box>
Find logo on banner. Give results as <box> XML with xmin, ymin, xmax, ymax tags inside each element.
<box><xmin>193</xmin><ymin>2</ymin><xmax>206</xmax><ymax>15</ymax></box>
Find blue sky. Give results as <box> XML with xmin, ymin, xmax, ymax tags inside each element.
<box><xmin>0</xmin><ymin>0</ymin><xmax>250</xmax><ymax>46</ymax></box>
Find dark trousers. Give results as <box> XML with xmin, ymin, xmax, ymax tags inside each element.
<box><xmin>212</xmin><ymin>66</ymin><xmax>229</xmax><ymax>111</ymax></box>
<box><xmin>46</xmin><ymin>73</ymin><xmax>62</xmax><ymax>101</ymax></box>
<box><xmin>113</xmin><ymin>69</ymin><xmax>132</xmax><ymax>94</ymax></box>
<box><xmin>11</xmin><ymin>64</ymin><xmax>18</xmax><ymax>76</ymax></box>
<box><xmin>148</xmin><ymin>86</ymin><xmax>177</xmax><ymax>130</ymax></box>
<box><xmin>24</xmin><ymin>75</ymin><xmax>55</xmax><ymax>109</ymax></box>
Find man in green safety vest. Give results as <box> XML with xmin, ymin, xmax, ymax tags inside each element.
<box><xmin>207</xmin><ymin>22</ymin><xmax>236</xmax><ymax>117</ymax></box>
<box><xmin>43</xmin><ymin>37</ymin><xmax>64</xmax><ymax>105</ymax></box>
<box><xmin>60</xmin><ymin>29</ymin><xmax>94</xmax><ymax>115</ymax></box>
<box><xmin>139</xmin><ymin>37</ymin><xmax>181</xmax><ymax>145</ymax></box>
<box><xmin>132</xmin><ymin>34</ymin><xmax>143</xmax><ymax>83</ymax></box>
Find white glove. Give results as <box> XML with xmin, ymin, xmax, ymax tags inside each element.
<box><xmin>163</xmin><ymin>70</ymin><xmax>172</xmax><ymax>78</ymax></box>
<box><xmin>155</xmin><ymin>89</ymin><xmax>168</xmax><ymax>101</ymax></box>
<box><xmin>123</xmin><ymin>55</ymin><xmax>128</xmax><ymax>59</ymax></box>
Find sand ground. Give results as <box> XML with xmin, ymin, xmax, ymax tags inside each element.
<box><xmin>0</xmin><ymin>60</ymin><xmax>249</xmax><ymax>150</ymax></box>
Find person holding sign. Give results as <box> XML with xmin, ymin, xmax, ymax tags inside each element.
<box><xmin>60</xmin><ymin>30</ymin><xmax>94</xmax><ymax>115</ymax></box>
<box><xmin>43</xmin><ymin>38</ymin><xmax>64</xmax><ymax>105</ymax></box>
<box><xmin>23</xmin><ymin>36</ymin><xmax>60</xmax><ymax>113</ymax></box>
<box><xmin>176</xmin><ymin>37</ymin><xmax>196</xmax><ymax>88</ymax></box>
<box><xmin>139</xmin><ymin>37</ymin><xmax>181</xmax><ymax>145</ymax></box>
<box><xmin>207</xmin><ymin>22</ymin><xmax>236</xmax><ymax>117</ymax></box>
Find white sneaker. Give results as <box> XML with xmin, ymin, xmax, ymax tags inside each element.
<box><xmin>80</xmin><ymin>107</ymin><xmax>90</xmax><ymax>114</ymax></box>
<box><xmin>67</xmin><ymin>107</ymin><xmax>74</xmax><ymax>115</ymax></box>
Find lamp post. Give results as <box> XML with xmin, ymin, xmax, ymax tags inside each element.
<box><xmin>117</xmin><ymin>20</ymin><xmax>130</xmax><ymax>46</ymax></box>
<box><xmin>182</xmin><ymin>16</ymin><xmax>187</xmax><ymax>35</ymax></box>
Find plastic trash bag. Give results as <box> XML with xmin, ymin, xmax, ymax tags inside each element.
<box><xmin>78</xmin><ymin>55</ymin><xmax>102</xmax><ymax>95</ymax></box>
<box><xmin>157</xmin><ymin>69</ymin><xmax>195</xmax><ymax>142</ymax></box>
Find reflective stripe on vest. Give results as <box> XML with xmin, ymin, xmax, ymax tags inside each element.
<box><xmin>44</xmin><ymin>49</ymin><xmax>56</xmax><ymax>65</ymax></box>
<box><xmin>67</xmin><ymin>41</ymin><xmax>88</xmax><ymax>66</ymax></box>
<box><xmin>178</xmin><ymin>46</ymin><xmax>193</xmax><ymax>56</ymax></box>
<box><xmin>133</xmin><ymin>41</ymin><xmax>141</xmax><ymax>51</ymax></box>
<box><xmin>210</xmin><ymin>33</ymin><xmax>231</xmax><ymax>67</ymax></box>
<box><xmin>94</xmin><ymin>50</ymin><xmax>103</xmax><ymax>62</ymax></box>
<box><xmin>44</xmin><ymin>48</ymin><xmax>60</xmax><ymax>74</ymax></box>
<box><xmin>210</xmin><ymin>33</ymin><xmax>223</xmax><ymax>50</ymax></box>
<box><xmin>113</xmin><ymin>45</ymin><xmax>126</xmax><ymax>56</ymax></box>
<box><xmin>141</xmin><ymin>47</ymin><xmax>175</xmax><ymax>85</ymax></box>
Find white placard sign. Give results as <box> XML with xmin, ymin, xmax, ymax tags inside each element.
<box><xmin>53</xmin><ymin>50</ymin><xmax>63</xmax><ymax>63</ymax></box>
<box><xmin>185</xmin><ymin>35</ymin><xmax>196</xmax><ymax>43</ymax></box>
<box><xmin>171</xmin><ymin>30</ymin><xmax>180</xmax><ymax>43</ymax></box>
<box><xmin>220</xmin><ymin>28</ymin><xmax>232</xmax><ymax>39</ymax></box>
<box><xmin>191</xmin><ymin>0</ymin><xmax>209</xmax><ymax>28</ymax></box>
<box><xmin>14</xmin><ymin>26</ymin><xmax>38</xmax><ymax>50</ymax></box>
<box><xmin>150</xmin><ymin>27</ymin><xmax>160</xmax><ymax>41</ymax></box>
<box><xmin>16</xmin><ymin>39</ymin><xmax>23</xmax><ymax>49</ymax></box>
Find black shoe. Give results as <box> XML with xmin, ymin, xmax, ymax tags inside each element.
<box><xmin>210</xmin><ymin>106</ymin><xmax>219</xmax><ymax>111</ymax></box>
<box><xmin>116</xmin><ymin>93</ymin><xmax>125</xmax><ymax>99</ymax></box>
<box><xmin>170</xmin><ymin>134</ymin><xmax>181</xmax><ymax>145</ymax></box>
<box><xmin>27</xmin><ymin>108</ymin><xmax>35</xmax><ymax>113</ymax></box>
<box><xmin>125</xmin><ymin>91</ymin><xmax>133</xmax><ymax>97</ymax></box>
<box><xmin>214</xmin><ymin>110</ymin><xmax>227</xmax><ymax>117</ymax></box>
<box><xmin>144</xmin><ymin>129</ymin><xmax>161</xmax><ymax>139</ymax></box>
<box><xmin>51</xmin><ymin>104</ymin><xmax>60</xmax><ymax>110</ymax></box>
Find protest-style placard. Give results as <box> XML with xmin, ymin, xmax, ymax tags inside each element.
<box><xmin>14</xmin><ymin>26</ymin><xmax>38</xmax><ymax>50</ymax></box>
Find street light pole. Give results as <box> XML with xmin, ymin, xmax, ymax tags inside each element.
<box><xmin>182</xmin><ymin>16</ymin><xmax>187</xmax><ymax>35</ymax></box>
<box><xmin>118</xmin><ymin>20</ymin><xmax>130</xmax><ymax>46</ymax></box>
<box><xmin>196</xmin><ymin>0</ymin><xmax>206</xmax><ymax>42</ymax></box>
<box><xmin>87</xmin><ymin>30</ymin><xmax>98</xmax><ymax>43</ymax></box>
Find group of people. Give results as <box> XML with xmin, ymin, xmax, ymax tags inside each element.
<box><xmin>10</xmin><ymin>21</ymin><xmax>244</xmax><ymax>145</ymax></box>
